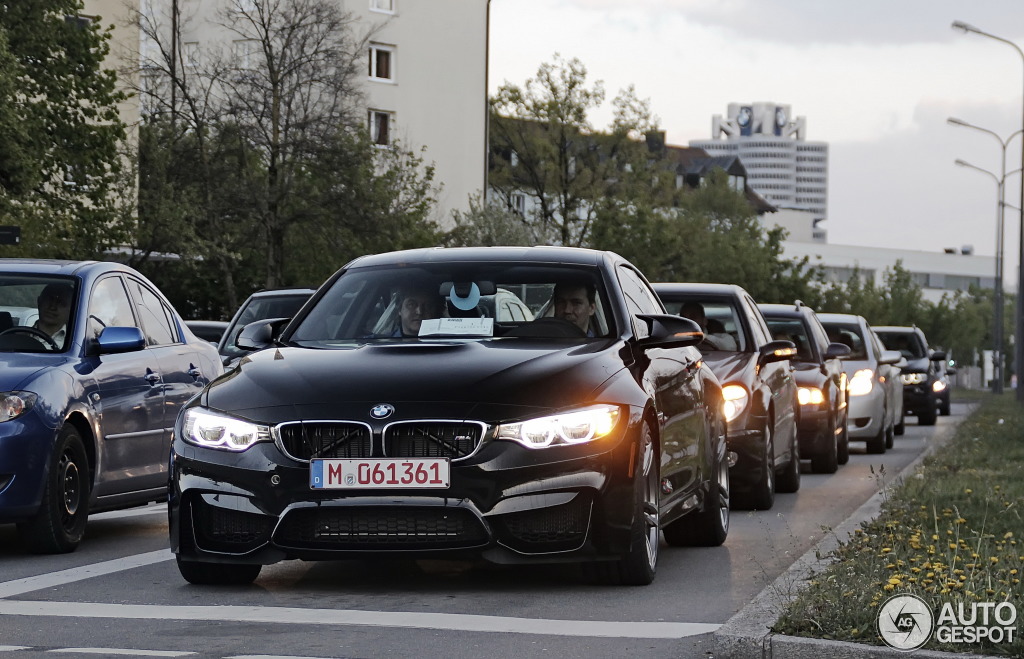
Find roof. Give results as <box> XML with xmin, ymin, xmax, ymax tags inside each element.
<box><xmin>651</xmin><ymin>282</ymin><xmax>750</xmax><ymax>298</ymax></box>
<box><xmin>817</xmin><ymin>312</ymin><xmax>868</xmax><ymax>325</ymax></box>
<box><xmin>0</xmin><ymin>259</ymin><xmax>101</xmax><ymax>276</ymax></box>
<box><xmin>346</xmin><ymin>246</ymin><xmax>622</xmax><ymax>269</ymax></box>
<box><xmin>758</xmin><ymin>302</ymin><xmax>817</xmax><ymax>317</ymax></box>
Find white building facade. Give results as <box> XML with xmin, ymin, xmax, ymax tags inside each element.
<box><xmin>691</xmin><ymin>102</ymin><xmax>828</xmax><ymax>239</ymax></box>
<box><xmin>135</xmin><ymin>0</ymin><xmax>488</xmax><ymax>228</ymax></box>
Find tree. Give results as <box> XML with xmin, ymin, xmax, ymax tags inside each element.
<box><xmin>489</xmin><ymin>54</ymin><xmax>659</xmax><ymax>246</ymax></box>
<box><xmin>0</xmin><ymin>0</ymin><xmax>127</xmax><ymax>257</ymax></box>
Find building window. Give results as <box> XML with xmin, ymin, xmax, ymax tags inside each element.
<box><xmin>369</xmin><ymin>43</ymin><xmax>394</xmax><ymax>81</ymax></box>
<box><xmin>369</xmin><ymin>109</ymin><xmax>392</xmax><ymax>146</ymax></box>
<box><xmin>232</xmin><ymin>39</ymin><xmax>260</xmax><ymax>69</ymax></box>
<box><xmin>182</xmin><ymin>42</ymin><xmax>199</xmax><ymax>68</ymax></box>
<box><xmin>370</xmin><ymin>0</ymin><xmax>395</xmax><ymax>13</ymax></box>
<box><xmin>510</xmin><ymin>192</ymin><xmax>526</xmax><ymax>216</ymax></box>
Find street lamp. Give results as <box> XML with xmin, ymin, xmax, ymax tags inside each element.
<box><xmin>953</xmin><ymin>156</ymin><xmax>1007</xmax><ymax>392</ymax></box>
<box><xmin>952</xmin><ymin>20</ymin><xmax>1024</xmax><ymax>402</ymax></box>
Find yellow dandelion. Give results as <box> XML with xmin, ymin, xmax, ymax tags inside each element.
<box><xmin>991</xmin><ymin>557</ymin><xmax>999</xmax><ymax>564</ymax></box>
<box><xmin>1005</xmin><ymin>531</ymin><xmax>1014</xmax><ymax>539</ymax></box>
<box><xmin>965</xmin><ymin>489</ymin><xmax>973</xmax><ymax>494</ymax></box>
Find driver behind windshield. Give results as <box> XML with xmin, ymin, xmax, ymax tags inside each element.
<box><xmin>34</xmin><ymin>282</ymin><xmax>73</xmax><ymax>348</ymax></box>
<box><xmin>552</xmin><ymin>281</ymin><xmax>596</xmax><ymax>336</ymax></box>
<box><xmin>396</xmin><ymin>285</ymin><xmax>443</xmax><ymax>337</ymax></box>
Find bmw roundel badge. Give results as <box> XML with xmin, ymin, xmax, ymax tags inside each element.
<box><xmin>370</xmin><ymin>403</ymin><xmax>395</xmax><ymax>419</ymax></box>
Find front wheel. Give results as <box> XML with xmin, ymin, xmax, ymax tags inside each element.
<box><xmin>664</xmin><ymin>412</ymin><xmax>729</xmax><ymax>547</ymax></box>
<box><xmin>811</xmin><ymin>421</ymin><xmax>839</xmax><ymax>474</ymax></box>
<box><xmin>176</xmin><ymin>556</ymin><xmax>262</xmax><ymax>585</ymax></box>
<box><xmin>734</xmin><ymin>419</ymin><xmax>775</xmax><ymax>510</ymax></box>
<box><xmin>18</xmin><ymin>425</ymin><xmax>91</xmax><ymax>554</ymax></box>
<box><xmin>918</xmin><ymin>404</ymin><xmax>937</xmax><ymax>426</ymax></box>
<box><xmin>837</xmin><ymin>415</ymin><xmax>850</xmax><ymax>465</ymax></box>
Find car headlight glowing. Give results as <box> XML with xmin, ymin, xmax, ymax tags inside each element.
<box><xmin>182</xmin><ymin>408</ymin><xmax>271</xmax><ymax>451</ymax></box>
<box><xmin>932</xmin><ymin>379</ymin><xmax>948</xmax><ymax>393</ymax></box>
<box><xmin>901</xmin><ymin>372</ymin><xmax>926</xmax><ymax>385</ymax></box>
<box><xmin>798</xmin><ymin>387</ymin><xmax>825</xmax><ymax>406</ymax></box>
<box><xmin>0</xmin><ymin>391</ymin><xmax>37</xmax><ymax>422</ymax></box>
<box><xmin>496</xmin><ymin>404</ymin><xmax>621</xmax><ymax>448</ymax></box>
<box><xmin>848</xmin><ymin>369</ymin><xmax>874</xmax><ymax>397</ymax></box>
<box><xmin>722</xmin><ymin>384</ymin><xmax>749</xmax><ymax>423</ymax></box>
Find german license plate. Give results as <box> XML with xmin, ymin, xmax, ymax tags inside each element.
<box><xmin>310</xmin><ymin>458</ymin><xmax>450</xmax><ymax>489</ymax></box>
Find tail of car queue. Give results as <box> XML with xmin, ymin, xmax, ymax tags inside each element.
<box><xmin>168</xmin><ymin>246</ymin><xmax>732</xmax><ymax>586</ymax></box>
<box><xmin>0</xmin><ymin>259</ymin><xmax>223</xmax><ymax>554</ymax></box>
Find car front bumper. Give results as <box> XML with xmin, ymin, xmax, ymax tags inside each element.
<box><xmin>845</xmin><ymin>387</ymin><xmax>885</xmax><ymax>439</ymax></box>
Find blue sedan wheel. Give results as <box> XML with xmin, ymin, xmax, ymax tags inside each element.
<box><xmin>18</xmin><ymin>425</ymin><xmax>90</xmax><ymax>554</ymax></box>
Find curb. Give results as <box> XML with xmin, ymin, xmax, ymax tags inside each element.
<box><xmin>712</xmin><ymin>404</ymin><xmax>1001</xmax><ymax>659</ymax></box>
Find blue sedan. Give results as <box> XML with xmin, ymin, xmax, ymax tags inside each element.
<box><xmin>0</xmin><ymin>259</ymin><xmax>223</xmax><ymax>553</ymax></box>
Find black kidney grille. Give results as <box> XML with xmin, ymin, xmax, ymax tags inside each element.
<box><xmin>274</xmin><ymin>506</ymin><xmax>489</xmax><ymax>550</ymax></box>
<box><xmin>383</xmin><ymin>422</ymin><xmax>483</xmax><ymax>459</ymax></box>
<box><xmin>277</xmin><ymin>422</ymin><xmax>372</xmax><ymax>461</ymax></box>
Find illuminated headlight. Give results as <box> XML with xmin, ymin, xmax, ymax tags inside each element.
<box><xmin>848</xmin><ymin>369</ymin><xmax>875</xmax><ymax>397</ymax></box>
<box><xmin>901</xmin><ymin>372</ymin><xmax>926</xmax><ymax>385</ymax></box>
<box><xmin>932</xmin><ymin>379</ymin><xmax>948</xmax><ymax>393</ymax></box>
<box><xmin>496</xmin><ymin>404</ymin><xmax>621</xmax><ymax>448</ymax></box>
<box><xmin>722</xmin><ymin>384</ymin><xmax>749</xmax><ymax>423</ymax></box>
<box><xmin>182</xmin><ymin>408</ymin><xmax>271</xmax><ymax>451</ymax></box>
<box><xmin>0</xmin><ymin>391</ymin><xmax>38</xmax><ymax>422</ymax></box>
<box><xmin>798</xmin><ymin>387</ymin><xmax>825</xmax><ymax>406</ymax></box>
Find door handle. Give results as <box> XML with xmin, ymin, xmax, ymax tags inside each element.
<box><xmin>187</xmin><ymin>364</ymin><xmax>202</xmax><ymax>380</ymax></box>
<box><xmin>144</xmin><ymin>369</ymin><xmax>161</xmax><ymax>385</ymax></box>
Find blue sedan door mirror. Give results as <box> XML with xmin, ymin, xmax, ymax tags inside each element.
<box><xmin>96</xmin><ymin>326</ymin><xmax>146</xmax><ymax>354</ymax></box>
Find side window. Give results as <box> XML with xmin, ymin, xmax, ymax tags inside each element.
<box><xmin>88</xmin><ymin>277</ymin><xmax>137</xmax><ymax>340</ymax></box>
<box><xmin>617</xmin><ymin>266</ymin><xmax>661</xmax><ymax>339</ymax></box>
<box><xmin>743</xmin><ymin>295</ymin><xmax>771</xmax><ymax>345</ymax></box>
<box><xmin>127</xmin><ymin>279</ymin><xmax>177</xmax><ymax>346</ymax></box>
<box><xmin>809</xmin><ymin>315</ymin><xmax>831</xmax><ymax>356</ymax></box>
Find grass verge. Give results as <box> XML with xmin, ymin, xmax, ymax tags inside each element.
<box><xmin>774</xmin><ymin>393</ymin><xmax>1023</xmax><ymax>656</ymax></box>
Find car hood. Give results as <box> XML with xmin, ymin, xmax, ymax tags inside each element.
<box><xmin>900</xmin><ymin>357</ymin><xmax>929</xmax><ymax>374</ymax></box>
<box><xmin>0</xmin><ymin>354</ymin><xmax>71</xmax><ymax>390</ymax></box>
<box><xmin>699</xmin><ymin>351</ymin><xmax>758</xmax><ymax>386</ymax></box>
<box><xmin>206</xmin><ymin>340</ymin><xmax>627</xmax><ymax>422</ymax></box>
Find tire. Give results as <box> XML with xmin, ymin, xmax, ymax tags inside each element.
<box><xmin>865</xmin><ymin>417</ymin><xmax>887</xmax><ymax>454</ymax></box>
<box><xmin>17</xmin><ymin>425</ymin><xmax>90</xmax><ymax>554</ymax></box>
<box><xmin>894</xmin><ymin>416</ymin><xmax>905</xmax><ymax>436</ymax></box>
<box><xmin>810</xmin><ymin>419</ymin><xmax>839</xmax><ymax>474</ymax></box>
<box><xmin>940</xmin><ymin>398</ymin><xmax>951</xmax><ymax>416</ymax></box>
<box><xmin>734</xmin><ymin>419</ymin><xmax>775</xmax><ymax>510</ymax></box>
<box><xmin>918</xmin><ymin>404</ymin><xmax>937</xmax><ymax>426</ymax></box>
<box><xmin>176</xmin><ymin>555</ymin><xmax>262</xmax><ymax>585</ymax></box>
<box><xmin>775</xmin><ymin>423</ymin><xmax>800</xmax><ymax>494</ymax></box>
<box><xmin>884</xmin><ymin>420</ymin><xmax>895</xmax><ymax>449</ymax></box>
<box><xmin>664</xmin><ymin>412</ymin><xmax>729</xmax><ymax>547</ymax></box>
<box><xmin>837</xmin><ymin>415</ymin><xmax>850</xmax><ymax>466</ymax></box>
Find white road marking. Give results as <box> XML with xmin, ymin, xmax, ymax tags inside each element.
<box><xmin>0</xmin><ymin>600</ymin><xmax>719</xmax><ymax>639</ymax></box>
<box><xmin>46</xmin><ymin>649</ymin><xmax>194</xmax><ymax>657</ymax></box>
<box><xmin>0</xmin><ymin>648</ymin><xmax>30</xmax><ymax>652</ymax></box>
<box><xmin>0</xmin><ymin>550</ymin><xmax>172</xmax><ymax>599</ymax></box>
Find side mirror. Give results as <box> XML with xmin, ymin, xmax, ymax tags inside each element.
<box><xmin>759</xmin><ymin>339</ymin><xmax>797</xmax><ymax>365</ymax></box>
<box><xmin>930</xmin><ymin>350</ymin><xmax>947</xmax><ymax>362</ymax></box>
<box><xmin>637</xmin><ymin>314</ymin><xmax>703</xmax><ymax>349</ymax></box>
<box><xmin>96</xmin><ymin>326</ymin><xmax>147</xmax><ymax>354</ymax></box>
<box><xmin>879</xmin><ymin>349</ymin><xmax>902</xmax><ymax>366</ymax></box>
<box><xmin>236</xmin><ymin>317</ymin><xmax>290</xmax><ymax>351</ymax></box>
<box><xmin>824</xmin><ymin>342</ymin><xmax>851</xmax><ymax>360</ymax></box>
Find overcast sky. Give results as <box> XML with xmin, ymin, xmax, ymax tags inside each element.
<box><xmin>488</xmin><ymin>0</ymin><xmax>1024</xmax><ymax>276</ymax></box>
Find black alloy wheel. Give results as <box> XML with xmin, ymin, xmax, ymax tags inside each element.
<box><xmin>18</xmin><ymin>425</ymin><xmax>90</xmax><ymax>554</ymax></box>
<box><xmin>734</xmin><ymin>418</ymin><xmax>775</xmax><ymax>511</ymax></box>
<box><xmin>664</xmin><ymin>409</ymin><xmax>729</xmax><ymax>547</ymax></box>
<box><xmin>776</xmin><ymin>424</ymin><xmax>801</xmax><ymax>494</ymax></box>
<box><xmin>810</xmin><ymin>416</ymin><xmax>839</xmax><ymax>474</ymax></box>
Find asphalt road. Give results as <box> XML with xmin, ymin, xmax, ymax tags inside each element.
<box><xmin>0</xmin><ymin>404</ymin><xmax>968</xmax><ymax>659</ymax></box>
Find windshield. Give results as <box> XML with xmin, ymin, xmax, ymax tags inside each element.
<box><xmin>660</xmin><ymin>297</ymin><xmax>746</xmax><ymax>352</ymax></box>
<box><xmin>764</xmin><ymin>317</ymin><xmax>813</xmax><ymax>361</ymax></box>
<box><xmin>876</xmin><ymin>331</ymin><xmax>926</xmax><ymax>360</ymax></box>
<box><xmin>289</xmin><ymin>263</ymin><xmax>612</xmax><ymax>345</ymax></box>
<box><xmin>822</xmin><ymin>322</ymin><xmax>868</xmax><ymax>360</ymax></box>
<box><xmin>0</xmin><ymin>275</ymin><xmax>78</xmax><ymax>353</ymax></box>
<box><xmin>221</xmin><ymin>292</ymin><xmax>313</xmax><ymax>359</ymax></box>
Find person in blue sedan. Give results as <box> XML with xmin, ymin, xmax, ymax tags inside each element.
<box><xmin>32</xmin><ymin>282</ymin><xmax>74</xmax><ymax>349</ymax></box>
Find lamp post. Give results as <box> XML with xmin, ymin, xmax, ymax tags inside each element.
<box><xmin>952</xmin><ymin>21</ymin><xmax>1024</xmax><ymax>402</ymax></box>
<box><xmin>953</xmin><ymin>156</ymin><xmax>1006</xmax><ymax>391</ymax></box>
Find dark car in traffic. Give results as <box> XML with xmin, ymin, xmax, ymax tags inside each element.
<box><xmin>874</xmin><ymin>325</ymin><xmax>948</xmax><ymax>424</ymax></box>
<box><xmin>170</xmin><ymin>247</ymin><xmax>729</xmax><ymax>586</ymax></box>
<box><xmin>0</xmin><ymin>259</ymin><xmax>223</xmax><ymax>553</ymax></box>
<box><xmin>653</xmin><ymin>283</ymin><xmax>800</xmax><ymax>510</ymax></box>
<box><xmin>759</xmin><ymin>302</ymin><xmax>851</xmax><ymax>473</ymax></box>
<box><xmin>217</xmin><ymin>287</ymin><xmax>316</xmax><ymax>366</ymax></box>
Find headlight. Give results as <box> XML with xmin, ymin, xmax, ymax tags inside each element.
<box><xmin>797</xmin><ymin>387</ymin><xmax>825</xmax><ymax>406</ymax></box>
<box><xmin>181</xmin><ymin>408</ymin><xmax>271</xmax><ymax>452</ymax></box>
<box><xmin>0</xmin><ymin>391</ymin><xmax>38</xmax><ymax>422</ymax></box>
<box><xmin>722</xmin><ymin>384</ymin><xmax>749</xmax><ymax>423</ymax></box>
<box><xmin>901</xmin><ymin>372</ymin><xmax>926</xmax><ymax>385</ymax></box>
<box><xmin>932</xmin><ymin>379</ymin><xmax>948</xmax><ymax>393</ymax></box>
<box><xmin>496</xmin><ymin>404</ymin><xmax>621</xmax><ymax>449</ymax></box>
<box><xmin>848</xmin><ymin>369</ymin><xmax>875</xmax><ymax>397</ymax></box>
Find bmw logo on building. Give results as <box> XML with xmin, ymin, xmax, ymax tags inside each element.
<box><xmin>370</xmin><ymin>403</ymin><xmax>395</xmax><ymax>419</ymax></box>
